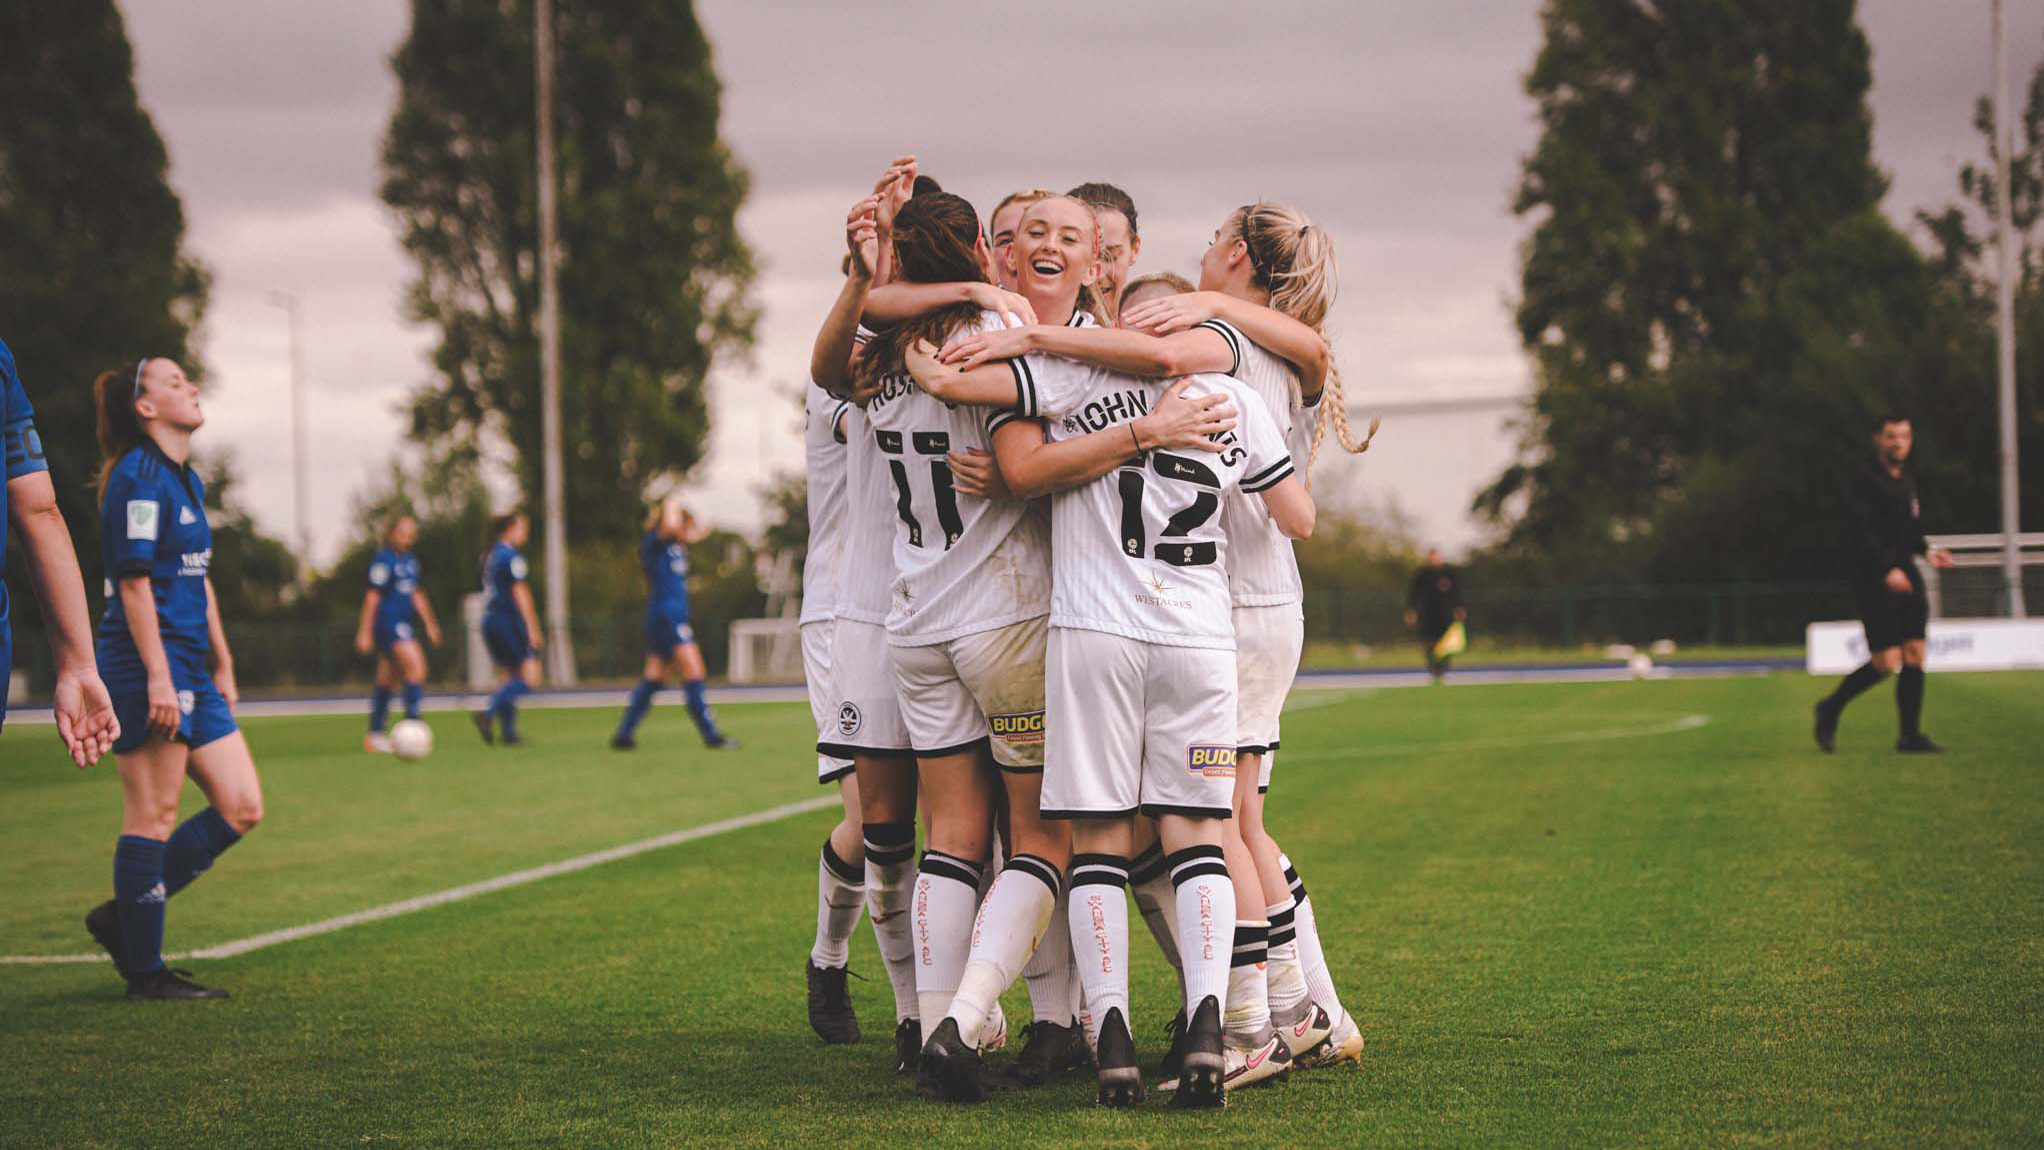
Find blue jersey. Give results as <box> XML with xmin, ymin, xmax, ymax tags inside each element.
<box><xmin>368</xmin><ymin>547</ymin><xmax>421</xmax><ymax>629</ymax></box>
<box><xmin>483</xmin><ymin>541</ymin><xmax>527</xmax><ymax>618</ymax></box>
<box><xmin>97</xmin><ymin>441</ymin><xmax>214</xmax><ymax>681</ymax></box>
<box><xmin>641</xmin><ymin>530</ymin><xmax>690</xmax><ymax>611</ymax></box>
<box><xmin>1</xmin><ymin>339</ymin><xmax>51</xmax><ymax>637</ymax></box>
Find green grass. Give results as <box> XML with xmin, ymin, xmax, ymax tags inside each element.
<box><xmin>1299</xmin><ymin>639</ymin><xmax>1804</xmax><ymax>670</ymax></box>
<box><xmin>3</xmin><ymin>672</ymin><xmax>2041</xmax><ymax>1148</ymax></box>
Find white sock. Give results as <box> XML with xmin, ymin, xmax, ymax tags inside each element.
<box><xmin>1020</xmin><ymin>872</ymin><xmax>1078</xmax><ymax>1028</ymax></box>
<box><xmin>1168</xmin><ymin>845</ymin><xmax>1236</xmax><ymax>1017</ymax></box>
<box><xmin>1282</xmin><ymin>853</ymin><xmax>1346</xmax><ymax>1021</ymax></box>
<box><xmin>948</xmin><ymin>855</ymin><xmax>1059</xmax><ymax>1045</ymax></box>
<box><xmin>1265</xmin><ymin>896</ymin><xmax>1310</xmax><ymax>1023</ymax></box>
<box><xmin>864</xmin><ymin>823</ymin><xmax>918</xmax><ymax>1021</ymax></box>
<box><xmin>810</xmin><ymin>840</ymin><xmax>866</xmax><ymax>969</ymax></box>
<box><xmin>913</xmin><ymin>849</ymin><xmax>984</xmax><ymax>1030</ymax></box>
<box><xmin>1066</xmin><ymin>853</ymin><xmax>1131</xmax><ymax>1030</ymax></box>
<box><xmin>1224</xmin><ymin>920</ymin><xmax>1273</xmax><ymax>1044</ymax></box>
<box><xmin>1129</xmin><ymin>842</ymin><xmax>1183</xmax><ymax>982</ymax></box>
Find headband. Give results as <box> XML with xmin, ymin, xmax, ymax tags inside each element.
<box><xmin>132</xmin><ymin>358</ymin><xmax>149</xmax><ymax>400</ymax></box>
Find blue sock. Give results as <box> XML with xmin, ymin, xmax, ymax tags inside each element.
<box><xmin>402</xmin><ymin>682</ymin><xmax>424</xmax><ymax>720</ymax></box>
<box><xmin>493</xmin><ymin>676</ymin><xmax>530</xmax><ymax>739</ymax></box>
<box><xmin>617</xmin><ymin>679</ymin><xmax>660</xmax><ymax>739</ymax></box>
<box><xmin>113</xmin><ymin>836</ymin><xmax>168</xmax><ymax>976</ymax></box>
<box><xmin>164</xmin><ymin>808</ymin><xmax>242</xmax><ymax>897</ymax></box>
<box><xmin>682</xmin><ymin>679</ymin><xmax>723</xmax><ymax>744</ymax></box>
<box><xmin>369</xmin><ymin>686</ymin><xmax>393</xmax><ymax>732</ymax></box>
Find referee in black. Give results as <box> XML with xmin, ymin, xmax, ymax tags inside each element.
<box><xmin>1814</xmin><ymin>415</ymin><xmax>1954</xmax><ymax>753</ymax></box>
<box><xmin>1405</xmin><ymin>547</ymin><xmax>1465</xmax><ymax>683</ymax></box>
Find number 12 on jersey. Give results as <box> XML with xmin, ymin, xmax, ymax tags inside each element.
<box><xmin>877</xmin><ymin>429</ymin><xmax>964</xmax><ymax>550</ymax></box>
<box><xmin>1117</xmin><ymin>452</ymin><xmax>1221</xmax><ymax>567</ymax></box>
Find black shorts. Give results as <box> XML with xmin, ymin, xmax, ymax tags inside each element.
<box><xmin>1853</xmin><ymin>571</ymin><xmax>1928</xmax><ymax>652</ymax></box>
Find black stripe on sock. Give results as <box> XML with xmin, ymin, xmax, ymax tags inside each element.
<box><xmin>1170</xmin><ymin>860</ymin><xmax>1229</xmax><ymax>886</ymax></box>
<box><xmin>918</xmin><ymin>850</ymin><xmax>983</xmax><ymax>888</ymax></box>
<box><xmin>1005</xmin><ymin>853</ymin><xmax>1062</xmax><ymax>894</ymax></box>
<box><xmin>1269</xmin><ymin>925</ymin><xmax>1297</xmax><ymax>948</ymax></box>
<box><xmin>1068</xmin><ymin>853</ymin><xmax>1129</xmax><ymax>889</ymax></box>
<box><xmin>1127</xmin><ymin>842</ymin><xmax>1167</xmax><ymax>885</ymax></box>
<box><xmin>821</xmin><ymin>841</ymin><xmax>862</xmax><ymax>884</ymax></box>
<box><xmin>1283</xmin><ymin>863</ymin><xmax>1307</xmax><ymax>902</ymax></box>
<box><xmin>1164</xmin><ymin>844</ymin><xmax>1225</xmax><ymax>886</ymax></box>
<box><xmin>864</xmin><ymin>821</ymin><xmax>915</xmax><ymax>866</ymax></box>
<box><xmin>1232</xmin><ymin>947</ymin><xmax>1269</xmax><ymax>969</ymax></box>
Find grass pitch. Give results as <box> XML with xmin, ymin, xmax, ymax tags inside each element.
<box><xmin>2</xmin><ymin>671</ymin><xmax>2040</xmax><ymax>1148</ymax></box>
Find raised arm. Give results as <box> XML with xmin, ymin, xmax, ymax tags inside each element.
<box><xmin>938</xmin><ymin>323</ymin><xmax>1233</xmax><ymax>379</ymax></box>
<box><xmin>985</xmin><ymin>380</ymin><xmax>1241</xmax><ymax>501</ymax></box>
<box><xmin>8</xmin><ymin>471</ymin><xmax>117</xmax><ymax>765</ymax></box>
<box><xmin>810</xmin><ymin>197</ymin><xmax>879</xmax><ymax>398</ymax></box>
<box><xmin>1124</xmin><ymin>291</ymin><xmax>1330</xmax><ymax>402</ymax></box>
<box><xmin>864</xmin><ymin>281</ymin><xmax>1038</xmax><ymax>328</ymax></box>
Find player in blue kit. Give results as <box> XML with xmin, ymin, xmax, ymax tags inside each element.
<box><xmin>1</xmin><ymin>337</ymin><xmax>119</xmax><ymax>764</ymax></box>
<box><xmin>611</xmin><ymin>497</ymin><xmax>731</xmax><ymax>750</ymax></box>
<box><xmin>474</xmin><ymin>511</ymin><xmax>543</xmax><ymax>745</ymax></box>
<box><xmin>355</xmin><ymin>514</ymin><xmax>444</xmax><ymax>752</ymax></box>
<box><xmin>83</xmin><ymin>357</ymin><xmax>265</xmax><ymax>999</ymax></box>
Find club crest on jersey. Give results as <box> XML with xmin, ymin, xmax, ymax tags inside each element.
<box><xmin>837</xmin><ymin>702</ymin><xmax>863</xmax><ymax>737</ymax></box>
<box><xmin>989</xmin><ymin>710</ymin><xmax>1045</xmax><ymax>744</ymax></box>
<box><xmin>1187</xmin><ymin>744</ymin><xmax>1236</xmax><ymax>779</ymax></box>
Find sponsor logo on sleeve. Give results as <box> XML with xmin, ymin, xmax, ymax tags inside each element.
<box><xmin>989</xmin><ymin>710</ymin><xmax>1045</xmax><ymax>744</ymax></box>
<box><xmin>369</xmin><ymin>562</ymin><xmax>390</xmax><ymax>586</ymax></box>
<box><xmin>126</xmin><ymin>500</ymin><xmax>159</xmax><ymax>541</ymax></box>
<box><xmin>1187</xmin><ymin>744</ymin><xmax>1237</xmax><ymax>779</ymax></box>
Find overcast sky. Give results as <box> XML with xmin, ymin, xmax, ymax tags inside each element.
<box><xmin>118</xmin><ymin>0</ymin><xmax>2042</xmax><ymax>564</ymax></box>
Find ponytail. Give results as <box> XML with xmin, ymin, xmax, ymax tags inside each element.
<box><xmin>92</xmin><ymin>360</ymin><xmax>150</xmax><ymax>499</ymax></box>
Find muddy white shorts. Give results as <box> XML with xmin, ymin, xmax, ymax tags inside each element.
<box><xmin>890</xmin><ymin>614</ymin><xmax>1047</xmax><ymax>770</ymax></box>
<box><xmin>802</xmin><ymin>620</ymin><xmax>856</xmax><ymax>783</ymax></box>
<box><xmin>818</xmin><ymin>617</ymin><xmax>912</xmax><ymax>759</ymax></box>
<box><xmin>1041</xmin><ymin>626</ymin><xmax>1238</xmax><ymax>820</ymax></box>
<box><xmin>1233</xmin><ymin>602</ymin><xmax>1303</xmax><ymax>791</ymax></box>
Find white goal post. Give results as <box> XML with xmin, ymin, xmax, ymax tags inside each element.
<box><xmin>726</xmin><ymin>617</ymin><xmax>804</xmax><ymax>684</ymax></box>
<box><xmin>1923</xmin><ymin>533</ymin><xmax>2044</xmax><ymax>619</ymax></box>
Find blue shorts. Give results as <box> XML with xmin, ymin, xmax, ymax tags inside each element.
<box><xmin>374</xmin><ymin>618</ymin><xmax>418</xmax><ymax>654</ymax></box>
<box><xmin>109</xmin><ymin>675</ymin><xmax>237</xmax><ymax>754</ymax></box>
<box><xmin>483</xmin><ymin>613</ymin><xmax>532</xmax><ymax>669</ymax></box>
<box><xmin>643</xmin><ymin>605</ymin><xmax>695</xmax><ymax>657</ymax></box>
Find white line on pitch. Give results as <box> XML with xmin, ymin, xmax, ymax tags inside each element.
<box><xmin>1</xmin><ymin>793</ymin><xmax>839</xmax><ymax>967</ymax></box>
<box><xmin>1278</xmin><ymin>713</ymin><xmax>1711</xmax><ymax>764</ymax></box>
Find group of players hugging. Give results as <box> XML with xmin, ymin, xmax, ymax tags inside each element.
<box><xmin>795</xmin><ymin>157</ymin><xmax>1372</xmax><ymax>1109</ymax></box>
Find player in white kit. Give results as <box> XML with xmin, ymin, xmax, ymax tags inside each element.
<box><xmin>907</xmin><ymin>195</ymin><xmax>1316</xmax><ymax>1110</ymax></box>
<box><xmin>935</xmin><ymin>261</ymin><xmax>1337</xmax><ymax>1086</ymax></box>
<box><xmin>808</xmin><ymin>174</ymin><xmax>928</xmax><ymax>1076</ymax></box>
<box><xmin>1124</xmin><ymin>201</ymin><xmax>1367</xmax><ymax>1069</ymax></box>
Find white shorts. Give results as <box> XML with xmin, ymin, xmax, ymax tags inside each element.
<box><xmin>1234</xmin><ymin>603</ymin><xmax>1303</xmax><ymax>792</ymax></box>
<box><xmin>1042</xmin><ymin>627</ymin><xmax>1238</xmax><ymax>820</ymax></box>
<box><xmin>891</xmin><ymin>614</ymin><xmax>1047</xmax><ymax>770</ymax></box>
<box><xmin>801</xmin><ymin>620</ymin><xmax>856</xmax><ymax>783</ymax></box>
<box><xmin>818</xmin><ymin>618</ymin><xmax>912</xmax><ymax>759</ymax></box>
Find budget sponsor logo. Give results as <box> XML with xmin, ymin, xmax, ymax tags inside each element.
<box><xmin>990</xmin><ymin>710</ymin><xmax>1045</xmax><ymax>744</ymax></box>
<box><xmin>1187</xmin><ymin>744</ymin><xmax>1236</xmax><ymax>779</ymax></box>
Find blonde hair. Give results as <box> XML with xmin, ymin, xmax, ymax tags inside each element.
<box><xmin>1119</xmin><ymin>271</ymin><xmax>1196</xmax><ymax>310</ymax></box>
<box><xmin>1019</xmin><ymin>195</ymin><xmax>1113</xmax><ymax>326</ymax></box>
<box><xmin>990</xmin><ymin>188</ymin><xmax>1058</xmax><ymax>229</ymax></box>
<box><xmin>1229</xmin><ymin>202</ymin><xmax>1376</xmax><ymax>475</ymax></box>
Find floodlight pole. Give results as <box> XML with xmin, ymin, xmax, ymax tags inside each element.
<box><xmin>1993</xmin><ymin>0</ymin><xmax>2028</xmax><ymax>616</ymax></box>
<box><xmin>535</xmin><ymin>0</ymin><xmax>576</xmax><ymax>679</ymax></box>
<box><xmin>264</xmin><ymin>291</ymin><xmax>311</xmax><ymax>582</ymax></box>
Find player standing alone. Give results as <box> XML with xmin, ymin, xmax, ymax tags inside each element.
<box><xmin>356</xmin><ymin>515</ymin><xmax>443</xmax><ymax>752</ymax></box>
<box><xmin>611</xmin><ymin>498</ymin><xmax>732</xmax><ymax>751</ymax></box>
<box><xmin>1814</xmin><ymin>416</ymin><xmax>1955</xmax><ymax>753</ymax></box>
<box><xmin>475</xmin><ymin>512</ymin><xmax>542</xmax><ymax>746</ymax></box>
<box><xmin>83</xmin><ymin>357</ymin><xmax>266</xmax><ymax>998</ymax></box>
<box><xmin>1405</xmin><ymin>547</ymin><xmax>1464</xmax><ymax>684</ymax></box>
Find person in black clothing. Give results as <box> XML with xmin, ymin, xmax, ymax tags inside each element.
<box><xmin>1815</xmin><ymin>416</ymin><xmax>1954</xmax><ymax>753</ymax></box>
<box><xmin>1405</xmin><ymin>548</ymin><xmax>1465</xmax><ymax>683</ymax></box>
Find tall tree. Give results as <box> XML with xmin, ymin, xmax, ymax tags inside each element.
<box><xmin>0</xmin><ymin>1</ymin><xmax>209</xmax><ymax>613</ymax></box>
<box><xmin>380</xmin><ymin>0</ymin><xmax>757</xmax><ymax>544</ymax></box>
<box><xmin>1483</xmin><ymin>0</ymin><xmax>1917</xmax><ymax>582</ymax></box>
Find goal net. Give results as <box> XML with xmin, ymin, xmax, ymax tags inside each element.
<box><xmin>726</xmin><ymin>617</ymin><xmax>805</xmax><ymax>684</ymax></box>
<box><xmin>1925</xmin><ymin>533</ymin><xmax>2044</xmax><ymax>618</ymax></box>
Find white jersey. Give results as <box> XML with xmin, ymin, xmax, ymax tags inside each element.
<box><xmin>799</xmin><ymin>386</ymin><xmax>852</xmax><ymax>625</ymax></box>
<box><xmin>1199</xmin><ymin>319</ymin><xmax>1309</xmax><ymax>608</ymax></box>
<box><xmin>864</xmin><ymin>310</ymin><xmax>1051</xmax><ymax>644</ymax></box>
<box><xmin>835</xmin><ymin>400</ymin><xmax>900</xmax><ymax>626</ymax></box>
<box><xmin>1032</xmin><ymin>364</ymin><xmax>1294</xmax><ymax>649</ymax></box>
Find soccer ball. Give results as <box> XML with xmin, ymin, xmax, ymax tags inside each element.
<box><xmin>1627</xmin><ymin>652</ymin><xmax>1654</xmax><ymax>679</ymax></box>
<box><xmin>390</xmin><ymin>719</ymin><xmax>434</xmax><ymax>761</ymax></box>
